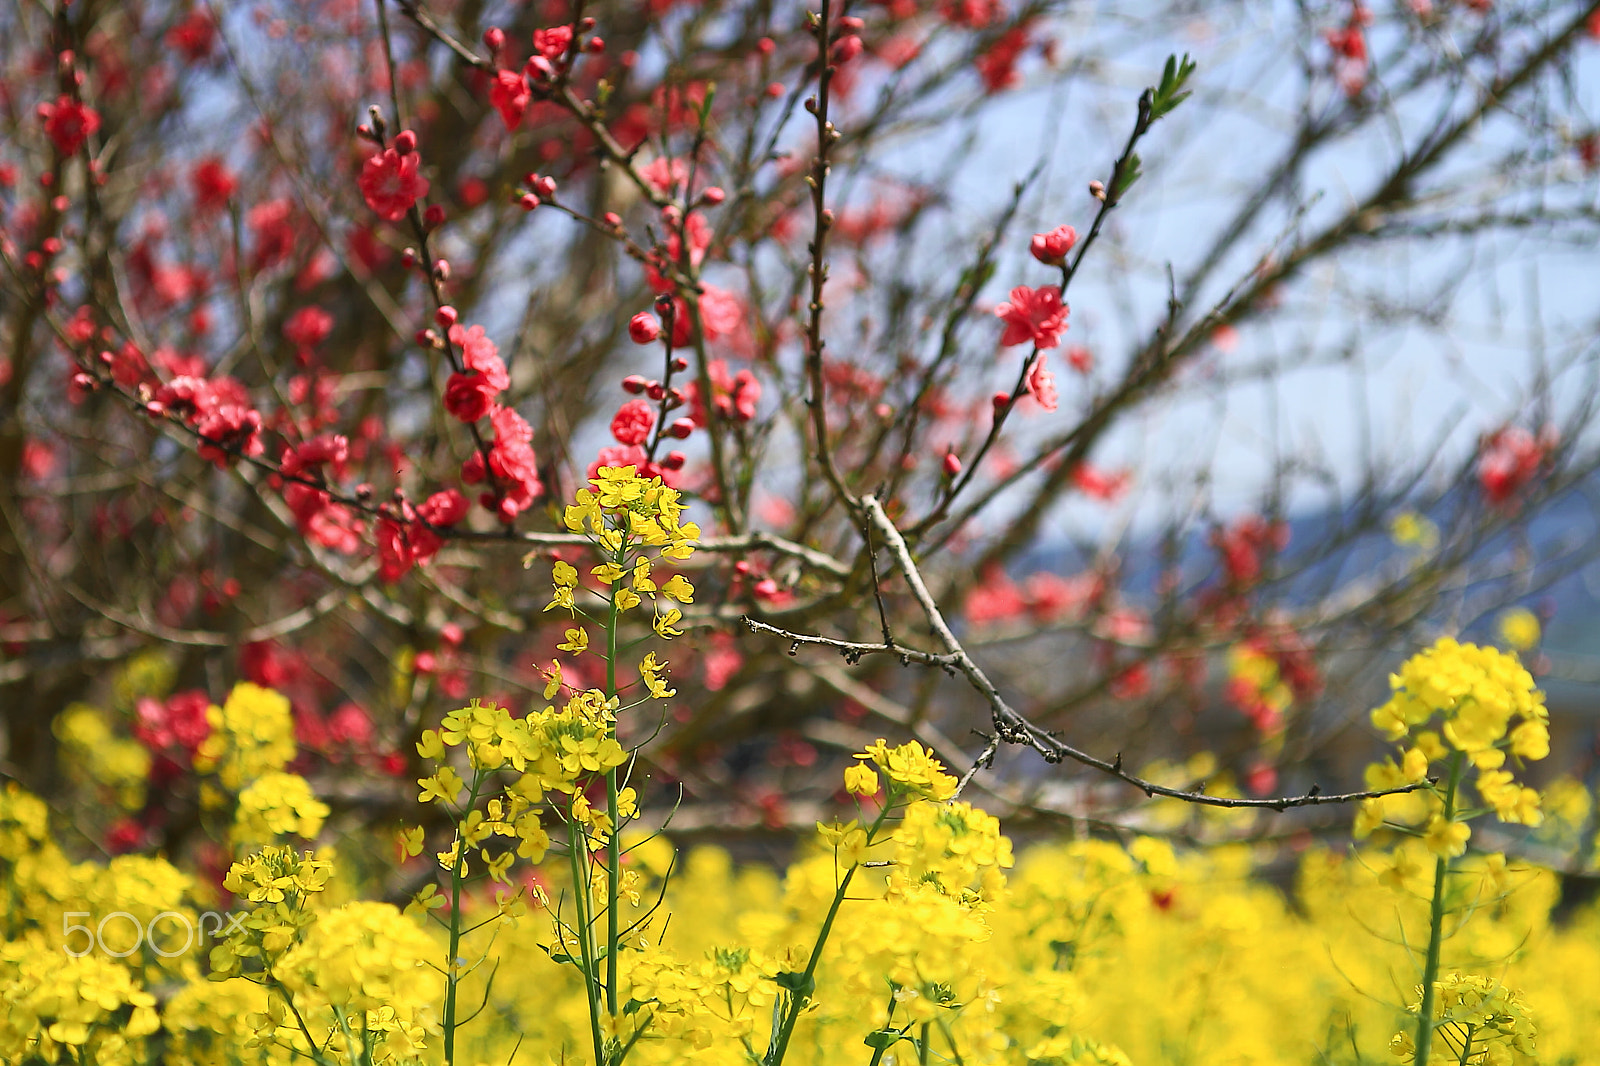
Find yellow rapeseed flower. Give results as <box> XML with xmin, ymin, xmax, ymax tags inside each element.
<box><xmin>858</xmin><ymin>739</ymin><xmax>959</xmax><ymax>801</ymax></box>
<box><xmin>844</xmin><ymin>763</ymin><xmax>880</xmax><ymax>797</ymax></box>
<box><xmin>1422</xmin><ymin>815</ymin><xmax>1470</xmax><ymax>859</ymax></box>
<box><xmin>1497</xmin><ymin>607</ymin><xmax>1541</xmax><ymax>651</ymax></box>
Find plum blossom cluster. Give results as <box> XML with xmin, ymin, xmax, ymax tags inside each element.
<box><xmin>372</xmin><ymin>331</ymin><xmax>540</xmax><ymax>578</ymax></box>
<box><xmin>373</xmin><ymin>488</ymin><xmax>471</xmax><ymax>581</ymax></box>
<box><xmin>1324</xmin><ymin>2</ymin><xmax>1372</xmax><ymax>95</ymax></box>
<box><xmin>440</xmin><ymin>322</ymin><xmax>511</xmax><ymax>424</ymax></box>
<box><xmin>1211</xmin><ymin>514</ymin><xmax>1289</xmax><ymax>587</ymax></box>
<box><xmin>995</xmin><ymin>284</ymin><xmax>1068</xmax><ymax>350</ymax></box>
<box><xmin>1477</xmin><ymin>425</ymin><xmax>1557</xmax><ymax>508</ymax></box>
<box><xmin>37</xmin><ymin>95</ymin><xmax>100</xmax><ymax>156</ymax></box>
<box><xmin>357</xmin><ymin>129</ymin><xmax>430</xmax><ymax>221</ymax></box>
<box><xmin>147</xmin><ymin>373</ymin><xmax>265</xmax><ymax>469</ymax></box>
<box><xmin>280</xmin><ymin>434</ymin><xmax>367</xmax><ymax>554</ymax></box>
<box><xmin>978</xmin><ymin>222</ymin><xmax>1088</xmax><ymax>426</ymax></box>
<box><xmin>485</xmin><ymin>22</ymin><xmax>605</xmax><ymax>131</ymax></box>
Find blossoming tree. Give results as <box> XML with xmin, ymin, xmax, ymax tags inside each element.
<box><xmin>1</xmin><ymin>0</ymin><xmax>1598</xmax><ymax>848</ymax></box>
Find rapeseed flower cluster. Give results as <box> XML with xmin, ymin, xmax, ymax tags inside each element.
<box><xmin>0</xmin><ymin>945</ymin><xmax>160</xmax><ymax>1062</ymax></box>
<box><xmin>210</xmin><ymin>846</ymin><xmax>332</xmax><ymax>976</ymax></box>
<box><xmin>854</xmin><ymin>738</ymin><xmax>960</xmax><ymax>801</ymax></box>
<box><xmin>193</xmin><ymin>682</ymin><xmax>298</xmax><ymax>790</ymax></box>
<box><xmin>547</xmin><ymin>464</ymin><xmax>699</xmax><ymax>649</ymax></box>
<box><xmin>186</xmin><ymin>680</ymin><xmax>327</xmax><ymax>853</ymax></box>
<box><xmin>1390</xmin><ymin>974</ymin><xmax>1539</xmax><ymax>1066</ymax></box>
<box><xmin>0</xmin><ymin>790</ymin><xmax>197</xmax><ymax>1062</ymax></box>
<box><xmin>51</xmin><ymin>703</ymin><xmax>150</xmax><ymax>811</ymax></box>
<box><xmin>1357</xmin><ymin>638</ymin><xmax>1549</xmax><ymax>857</ymax></box>
<box><xmin>235</xmin><ymin>771</ymin><xmax>330</xmax><ymax>843</ymax></box>
<box><xmin>1350</xmin><ymin>638</ymin><xmax>1556</xmax><ymax>1066</ymax></box>
<box><xmin>275</xmin><ymin>901</ymin><xmax>440</xmax><ymax>1057</ymax></box>
<box><xmin>0</xmin><ymin>781</ymin><xmax>49</xmax><ymax>862</ymax></box>
<box><xmin>204</xmin><ymin>847</ymin><xmax>441</xmax><ymax>1063</ymax></box>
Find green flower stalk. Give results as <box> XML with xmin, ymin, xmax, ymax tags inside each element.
<box><xmin>1351</xmin><ymin>638</ymin><xmax>1549</xmax><ymax>1064</ymax></box>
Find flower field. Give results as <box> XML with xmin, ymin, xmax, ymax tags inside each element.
<box><xmin>3</xmin><ymin>466</ymin><xmax>1596</xmax><ymax>1066</ymax></box>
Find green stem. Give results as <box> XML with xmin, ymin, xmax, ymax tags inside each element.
<box><xmin>606</xmin><ymin>566</ymin><xmax>622</xmax><ymax>1019</ymax></box>
<box><xmin>569</xmin><ymin>826</ymin><xmax>608</xmax><ymax>1066</ymax></box>
<box><xmin>271</xmin><ymin>976</ymin><xmax>331</xmax><ymax>1066</ymax></box>
<box><xmin>1413</xmin><ymin>751</ymin><xmax>1464</xmax><ymax>1066</ymax></box>
<box><xmin>936</xmin><ymin>1018</ymin><xmax>967</xmax><ymax>1066</ymax></box>
<box><xmin>767</xmin><ymin>801</ymin><xmax>896</xmax><ymax>1066</ymax></box>
<box><xmin>443</xmin><ymin>770</ymin><xmax>485</xmax><ymax>1066</ymax></box>
<box><xmin>864</xmin><ymin>995</ymin><xmax>899</xmax><ymax>1066</ymax></box>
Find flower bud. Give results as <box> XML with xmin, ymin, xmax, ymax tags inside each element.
<box><xmin>646</xmin><ymin>381</ymin><xmax>666</xmax><ymax>400</ymax></box>
<box><xmin>943</xmin><ymin>452</ymin><xmax>962</xmax><ymax>477</ymax></box>
<box><xmin>423</xmin><ymin>203</ymin><xmax>446</xmax><ymax>227</ymax></box>
<box><xmin>1089</xmin><ymin>179</ymin><xmax>1106</xmax><ymax>202</ymax></box>
<box><xmin>668</xmin><ymin>417</ymin><xmax>695</xmax><ymax>439</ymax></box>
<box><xmin>483</xmin><ymin>26</ymin><xmax>506</xmax><ymax>51</ymax></box>
<box><xmin>435</xmin><ymin>305</ymin><xmax>458</xmax><ymax>328</ymax></box>
<box><xmin>621</xmin><ymin>374</ymin><xmax>649</xmax><ymax>394</ymax></box>
<box><xmin>518</xmin><ymin>193</ymin><xmax>540</xmax><ymax>211</ymax></box>
<box><xmin>603</xmin><ymin>211</ymin><xmax>622</xmax><ymax>226</ymax></box>
<box><xmin>629</xmin><ymin>312</ymin><xmax>661</xmax><ymax>344</ymax></box>
<box><xmin>992</xmin><ymin>391</ymin><xmax>1010</xmax><ymax>410</ymax></box>
<box><xmin>662</xmin><ymin>450</ymin><xmax>686</xmax><ymax>470</ymax></box>
<box><xmin>585</xmin><ymin>36</ymin><xmax>605</xmax><ymax>53</ymax></box>
<box><xmin>672</xmin><ymin>357</ymin><xmax>689</xmax><ymax>372</ymax></box>
<box><xmin>702</xmin><ymin>186</ymin><xmax>726</xmax><ymax>205</ymax></box>
<box><xmin>532</xmin><ymin>175</ymin><xmax>557</xmax><ymax>198</ymax></box>
<box><xmin>393</xmin><ymin>129</ymin><xmax>418</xmax><ymax>155</ymax></box>
<box><xmin>1029</xmin><ymin>224</ymin><xmax>1077</xmax><ymax>266</ymax></box>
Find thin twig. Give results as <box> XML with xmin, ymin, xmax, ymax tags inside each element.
<box><xmin>799</xmin><ymin>0</ymin><xmax>857</xmax><ymax>511</ymax></box>
<box><xmin>850</xmin><ymin>495</ymin><xmax>1429</xmax><ymax>811</ymax></box>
